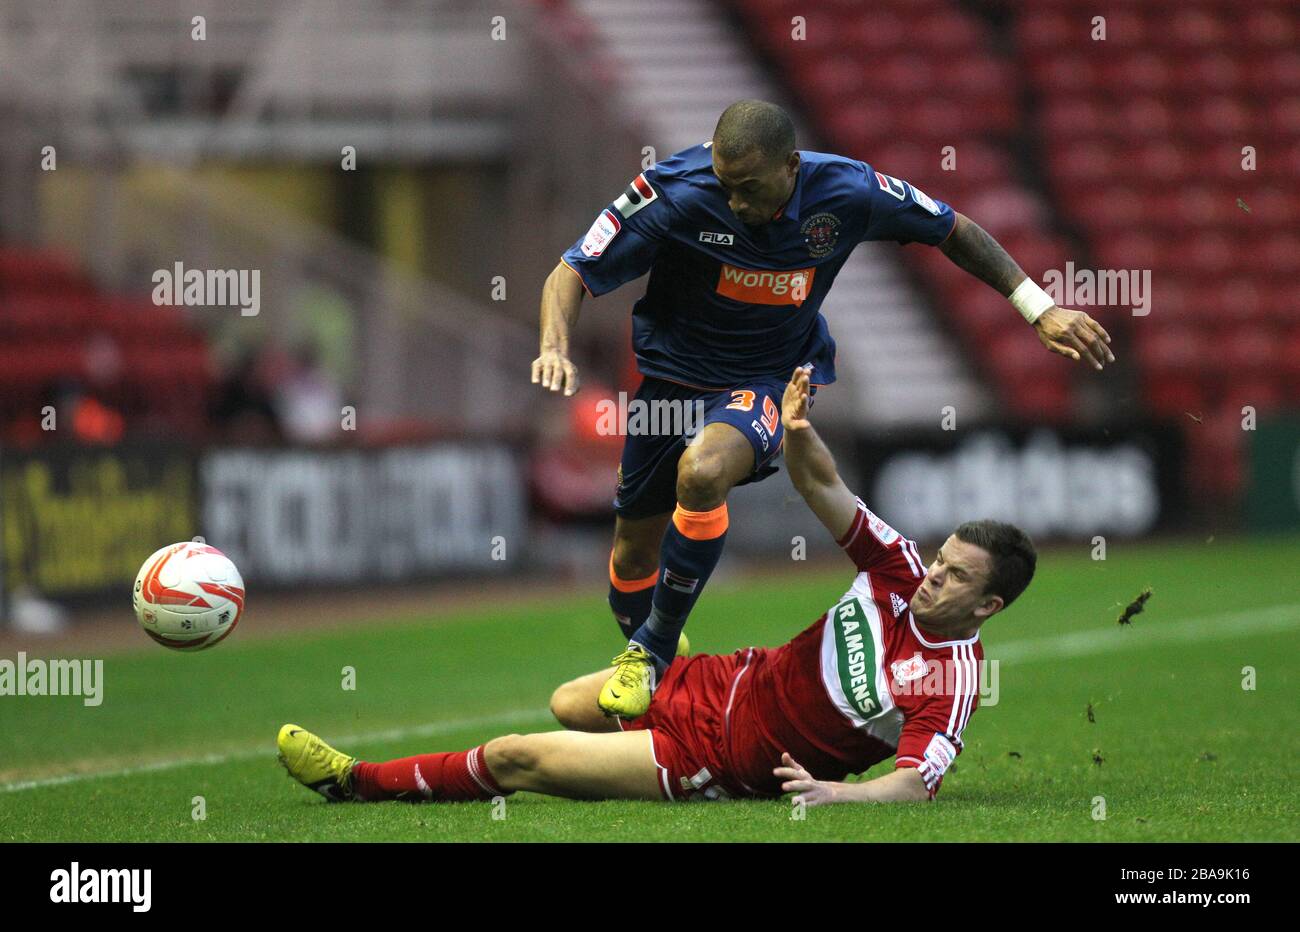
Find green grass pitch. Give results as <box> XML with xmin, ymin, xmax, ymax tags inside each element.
<box><xmin>2</xmin><ymin>535</ymin><xmax>1297</xmax><ymax>842</ymax></box>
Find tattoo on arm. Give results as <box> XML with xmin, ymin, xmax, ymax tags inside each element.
<box><xmin>938</xmin><ymin>213</ymin><xmax>1028</xmax><ymax>297</ymax></box>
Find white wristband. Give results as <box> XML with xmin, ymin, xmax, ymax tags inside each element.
<box><xmin>1008</xmin><ymin>278</ymin><xmax>1055</xmax><ymax>325</ymax></box>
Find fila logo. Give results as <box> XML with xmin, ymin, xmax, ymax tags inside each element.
<box><xmin>699</xmin><ymin>231</ymin><xmax>734</xmax><ymax>245</ymax></box>
<box><xmin>890</xmin><ymin>592</ymin><xmax>908</xmax><ymax>618</ymax></box>
<box><xmin>613</xmin><ymin>173</ymin><xmax>658</xmax><ymax>220</ymax></box>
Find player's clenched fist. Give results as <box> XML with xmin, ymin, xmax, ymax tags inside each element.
<box><xmin>774</xmin><ymin>751</ymin><xmax>838</xmax><ymax>806</ymax></box>
<box><xmin>531</xmin><ymin>349</ymin><xmax>580</xmax><ymax>396</ymax></box>
<box><xmin>781</xmin><ymin>365</ymin><xmax>813</xmax><ymax>431</ymax></box>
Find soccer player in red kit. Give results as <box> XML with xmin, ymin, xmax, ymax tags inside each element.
<box><xmin>278</xmin><ymin>366</ymin><xmax>1037</xmax><ymax>806</ymax></box>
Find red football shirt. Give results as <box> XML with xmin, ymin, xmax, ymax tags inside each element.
<box><xmin>747</xmin><ymin>498</ymin><xmax>983</xmax><ymax>798</ymax></box>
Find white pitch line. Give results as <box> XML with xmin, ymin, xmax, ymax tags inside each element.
<box><xmin>0</xmin><ymin>707</ymin><xmax>552</xmax><ymax>795</ymax></box>
<box><xmin>989</xmin><ymin>602</ymin><xmax>1300</xmax><ymax>664</ymax></box>
<box><xmin>3</xmin><ymin>601</ymin><xmax>1297</xmax><ymax>795</ymax></box>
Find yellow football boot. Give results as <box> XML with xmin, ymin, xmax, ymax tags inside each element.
<box><xmin>277</xmin><ymin>724</ymin><xmax>357</xmax><ymax>801</ymax></box>
<box><xmin>597</xmin><ymin>644</ymin><xmax>659</xmax><ymax>719</ymax></box>
<box><xmin>677</xmin><ymin>630</ymin><xmax>691</xmax><ymax>658</ymax></box>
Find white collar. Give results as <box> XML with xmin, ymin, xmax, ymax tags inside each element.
<box><xmin>909</xmin><ymin>612</ymin><xmax>980</xmax><ymax>648</ymax></box>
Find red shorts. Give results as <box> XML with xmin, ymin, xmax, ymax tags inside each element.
<box><xmin>619</xmin><ymin>647</ymin><xmax>782</xmax><ymax>802</ymax></box>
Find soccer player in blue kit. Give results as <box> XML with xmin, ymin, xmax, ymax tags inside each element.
<box><xmin>531</xmin><ymin>100</ymin><xmax>1112</xmax><ymax>719</ymax></box>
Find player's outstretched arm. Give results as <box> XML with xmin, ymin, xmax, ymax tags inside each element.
<box><xmin>938</xmin><ymin>212</ymin><xmax>1115</xmax><ymax>371</ymax></box>
<box><xmin>531</xmin><ymin>261</ymin><xmax>586</xmax><ymax>396</ymax></box>
<box><xmin>781</xmin><ymin>366</ymin><xmax>858</xmax><ymax>543</ymax></box>
<box><xmin>775</xmin><ymin>752</ymin><xmax>929</xmax><ymax>805</ymax></box>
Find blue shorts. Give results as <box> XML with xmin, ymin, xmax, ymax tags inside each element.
<box><xmin>613</xmin><ymin>375</ymin><xmax>809</xmax><ymax>520</ymax></box>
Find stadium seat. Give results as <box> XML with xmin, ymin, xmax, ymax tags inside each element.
<box><xmin>0</xmin><ymin>247</ymin><xmax>215</xmax><ymax>442</ymax></box>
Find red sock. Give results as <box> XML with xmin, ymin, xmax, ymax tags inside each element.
<box><xmin>351</xmin><ymin>746</ymin><xmax>507</xmax><ymax>802</ymax></box>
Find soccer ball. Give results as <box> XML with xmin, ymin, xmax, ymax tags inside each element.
<box><xmin>132</xmin><ymin>542</ymin><xmax>246</xmax><ymax>651</ymax></box>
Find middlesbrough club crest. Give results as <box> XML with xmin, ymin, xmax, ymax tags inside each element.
<box><xmin>800</xmin><ymin>211</ymin><xmax>840</xmax><ymax>258</ymax></box>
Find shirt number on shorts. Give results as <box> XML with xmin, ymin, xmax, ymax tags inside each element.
<box><xmin>726</xmin><ymin>390</ymin><xmax>756</xmax><ymax>412</ymax></box>
<box><xmin>760</xmin><ymin>395</ymin><xmax>779</xmax><ymax>435</ymax></box>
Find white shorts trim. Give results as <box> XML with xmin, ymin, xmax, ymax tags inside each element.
<box><xmin>646</xmin><ymin>730</ymin><xmax>674</xmax><ymax>801</ymax></box>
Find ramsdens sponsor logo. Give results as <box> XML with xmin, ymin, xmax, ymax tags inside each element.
<box><xmin>50</xmin><ymin>862</ymin><xmax>151</xmax><ymax>912</ymax></box>
<box><xmin>0</xmin><ymin>653</ymin><xmax>103</xmax><ymax>707</ymax></box>
<box><xmin>834</xmin><ymin>600</ymin><xmax>879</xmax><ymax>717</ymax></box>
<box><xmin>716</xmin><ymin>263</ymin><xmax>815</xmax><ymax>307</ymax></box>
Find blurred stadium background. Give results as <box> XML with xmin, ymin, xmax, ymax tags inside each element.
<box><xmin>0</xmin><ymin>0</ymin><xmax>1296</xmax><ymax>639</ymax></box>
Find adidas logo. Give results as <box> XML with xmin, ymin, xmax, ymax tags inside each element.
<box><xmin>890</xmin><ymin>592</ymin><xmax>909</xmax><ymax>618</ymax></box>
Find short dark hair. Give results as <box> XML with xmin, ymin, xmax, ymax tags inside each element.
<box><xmin>713</xmin><ymin>100</ymin><xmax>796</xmax><ymax>165</ymax></box>
<box><xmin>954</xmin><ymin>520</ymin><xmax>1037</xmax><ymax>609</ymax></box>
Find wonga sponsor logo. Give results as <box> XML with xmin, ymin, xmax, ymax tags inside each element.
<box><xmin>717</xmin><ymin>263</ymin><xmax>815</xmax><ymax>307</ymax></box>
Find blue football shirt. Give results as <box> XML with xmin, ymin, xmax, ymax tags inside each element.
<box><xmin>561</xmin><ymin>142</ymin><xmax>956</xmax><ymax>390</ymax></box>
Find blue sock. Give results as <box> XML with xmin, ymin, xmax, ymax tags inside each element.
<box><xmin>607</xmin><ymin>551</ymin><xmax>657</xmax><ymax>640</ymax></box>
<box><xmin>630</xmin><ymin>503</ymin><xmax>729</xmax><ymax>670</ymax></box>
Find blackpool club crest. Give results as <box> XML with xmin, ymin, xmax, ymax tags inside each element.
<box><xmin>800</xmin><ymin>211</ymin><xmax>840</xmax><ymax>258</ymax></box>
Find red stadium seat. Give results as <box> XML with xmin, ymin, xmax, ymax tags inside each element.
<box><xmin>957</xmin><ymin>186</ymin><xmax>1048</xmax><ymax>235</ymax></box>
<box><xmin>1246</xmin><ymin>52</ymin><xmax>1300</xmax><ymax>94</ymax></box>
<box><xmin>1100</xmin><ymin>9</ymin><xmax>1149</xmax><ymax>50</ymax></box>
<box><xmin>1222</xmin><ymin>328</ymin><xmax>1278</xmax><ymax>378</ymax></box>
<box><xmin>833</xmin><ymin>10</ymin><xmax>910</xmax><ymax>52</ymax></box>
<box><xmin>1243</xmin><ymin>8</ymin><xmax>1297</xmax><ymax>49</ymax></box>
<box><xmin>869</xmin><ymin>53</ymin><xmax>942</xmax><ymax>95</ymax></box>
<box><xmin>1182</xmin><ymin>53</ymin><xmax>1244</xmax><ymax>94</ymax></box>
<box><xmin>911</xmin><ymin>9</ymin><xmax>985</xmax><ymax>53</ymax></box>
<box><xmin>0</xmin><ymin>246</ymin><xmax>216</xmax><ymax>440</ymax></box>
<box><xmin>1144</xmin><ymin>376</ymin><xmax>1207</xmax><ymax>418</ymax></box>
<box><xmin>1167</xmin><ymin>8</ymin><xmax>1229</xmax><ymax>50</ymax></box>
<box><xmin>1040</xmin><ymin>98</ymin><xmax>1107</xmax><ymax>137</ymax></box>
<box><xmin>1132</xmin><ymin>142</ymin><xmax>1193</xmax><ymax>184</ymax></box>
<box><xmin>798</xmin><ymin>54</ymin><xmax>869</xmax><ymax>103</ymax></box>
<box><xmin>1013</xmin><ymin>0</ymin><xmax>1299</xmax><ymax>434</ymax></box>
<box><xmin>1050</xmin><ymin>141</ymin><xmax>1123</xmax><ymax>185</ymax></box>
<box><xmin>1104</xmin><ymin>53</ymin><xmax>1173</xmax><ymax>94</ymax></box>
<box><xmin>1117</xmin><ymin>97</ymin><xmax>1176</xmax><ymax>139</ymax></box>
<box><xmin>1016</xmin><ymin>11</ymin><xmax>1075</xmax><ymax>53</ymax></box>
<box><xmin>1031</xmin><ymin>55</ymin><xmax>1098</xmax><ymax>93</ymax></box>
